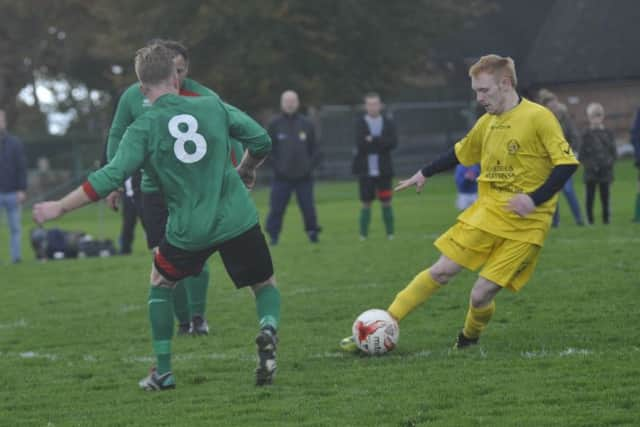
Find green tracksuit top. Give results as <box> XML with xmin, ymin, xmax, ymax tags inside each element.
<box><xmin>106</xmin><ymin>78</ymin><xmax>246</xmax><ymax>192</ymax></box>
<box><xmin>88</xmin><ymin>93</ymin><xmax>271</xmax><ymax>250</ymax></box>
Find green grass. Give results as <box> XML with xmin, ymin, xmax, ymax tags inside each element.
<box><xmin>1</xmin><ymin>161</ymin><xmax>639</xmax><ymax>426</ymax></box>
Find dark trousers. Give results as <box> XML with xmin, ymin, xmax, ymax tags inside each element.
<box><xmin>552</xmin><ymin>176</ymin><xmax>584</xmax><ymax>226</ymax></box>
<box><xmin>120</xmin><ymin>192</ymin><xmax>142</xmax><ymax>254</ymax></box>
<box><xmin>266</xmin><ymin>177</ymin><xmax>318</xmax><ymax>242</ymax></box>
<box><xmin>585</xmin><ymin>181</ymin><xmax>610</xmax><ymax>224</ymax></box>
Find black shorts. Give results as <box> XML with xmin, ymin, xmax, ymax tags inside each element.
<box><xmin>154</xmin><ymin>224</ymin><xmax>274</xmax><ymax>288</ymax></box>
<box><xmin>359</xmin><ymin>176</ymin><xmax>393</xmax><ymax>202</ymax></box>
<box><xmin>141</xmin><ymin>192</ymin><xmax>168</xmax><ymax>249</ymax></box>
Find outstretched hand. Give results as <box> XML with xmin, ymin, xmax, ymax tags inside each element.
<box><xmin>33</xmin><ymin>201</ymin><xmax>64</xmax><ymax>225</ymax></box>
<box><xmin>507</xmin><ymin>194</ymin><xmax>535</xmax><ymax>217</ymax></box>
<box><xmin>394</xmin><ymin>170</ymin><xmax>427</xmax><ymax>193</ymax></box>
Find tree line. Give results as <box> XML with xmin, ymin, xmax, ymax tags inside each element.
<box><xmin>0</xmin><ymin>0</ymin><xmax>489</xmax><ymax>135</ymax></box>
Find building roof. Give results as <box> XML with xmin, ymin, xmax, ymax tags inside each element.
<box><xmin>431</xmin><ymin>0</ymin><xmax>640</xmax><ymax>86</ymax></box>
<box><xmin>522</xmin><ymin>0</ymin><xmax>640</xmax><ymax>85</ymax></box>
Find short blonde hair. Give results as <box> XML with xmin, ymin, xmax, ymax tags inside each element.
<box><xmin>134</xmin><ymin>44</ymin><xmax>176</xmax><ymax>86</ymax></box>
<box><xmin>469</xmin><ymin>54</ymin><xmax>518</xmax><ymax>87</ymax></box>
<box><xmin>586</xmin><ymin>102</ymin><xmax>604</xmax><ymax>118</ymax></box>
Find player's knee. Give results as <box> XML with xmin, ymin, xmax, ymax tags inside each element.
<box><xmin>430</xmin><ymin>268</ymin><xmax>452</xmax><ymax>284</ymax></box>
<box><xmin>429</xmin><ymin>260</ymin><xmax>460</xmax><ymax>284</ymax></box>
<box><xmin>470</xmin><ymin>286</ymin><xmax>495</xmax><ymax>308</ymax></box>
<box><xmin>150</xmin><ymin>267</ymin><xmax>177</xmax><ymax>288</ymax></box>
<box><xmin>250</xmin><ymin>275</ymin><xmax>276</xmax><ymax>295</ymax></box>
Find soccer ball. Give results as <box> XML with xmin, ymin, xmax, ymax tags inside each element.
<box><xmin>352</xmin><ymin>309</ymin><xmax>399</xmax><ymax>355</ymax></box>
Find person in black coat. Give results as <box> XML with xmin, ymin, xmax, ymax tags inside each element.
<box><xmin>581</xmin><ymin>102</ymin><xmax>617</xmax><ymax>224</ymax></box>
<box><xmin>352</xmin><ymin>93</ymin><xmax>398</xmax><ymax>240</ymax></box>
<box><xmin>265</xmin><ymin>90</ymin><xmax>321</xmax><ymax>245</ymax></box>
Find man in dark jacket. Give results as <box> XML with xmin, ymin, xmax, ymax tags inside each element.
<box><xmin>119</xmin><ymin>170</ymin><xmax>143</xmax><ymax>254</ymax></box>
<box><xmin>265</xmin><ymin>90</ymin><xmax>321</xmax><ymax>244</ymax></box>
<box><xmin>0</xmin><ymin>109</ymin><xmax>27</xmax><ymax>263</ymax></box>
<box><xmin>352</xmin><ymin>93</ymin><xmax>398</xmax><ymax>240</ymax></box>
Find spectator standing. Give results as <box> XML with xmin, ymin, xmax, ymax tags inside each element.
<box><xmin>0</xmin><ymin>109</ymin><xmax>27</xmax><ymax>263</ymax></box>
<box><xmin>266</xmin><ymin>90</ymin><xmax>321</xmax><ymax>245</ymax></box>
<box><xmin>581</xmin><ymin>102</ymin><xmax>617</xmax><ymax>225</ymax></box>
<box><xmin>352</xmin><ymin>92</ymin><xmax>398</xmax><ymax>240</ymax></box>
<box><xmin>630</xmin><ymin>108</ymin><xmax>640</xmax><ymax>222</ymax></box>
<box><xmin>119</xmin><ymin>171</ymin><xmax>143</xmax><ymax>254</ymax></box>
<box><xmin>538</xmin><ymin>89</ymin><xmax>585</xmax><ymax>226</ymax></box>
<box><xmin>454</xmin><ymin>164</ymin><xmax>480</xmax><ymax>211</ymax></box>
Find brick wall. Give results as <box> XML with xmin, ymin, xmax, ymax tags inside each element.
<box><xmin>537</xmin><ymin>79</ymin><xmax>640</xmax><ymax>144</ymax></box>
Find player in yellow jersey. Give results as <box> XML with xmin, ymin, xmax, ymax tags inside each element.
<box><xmin>341</xmin><ymin>54</ymin><xmax>579</xmax><ymax>351</ymax></box>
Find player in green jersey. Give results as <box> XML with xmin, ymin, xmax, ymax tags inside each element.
<box><xmin>33</xmin><ymin>43</ymin><xmax>280</xmax><ymax>389</ymax></box>
<box><xmin>105</xmin><ymin>39</ymin><xmax>245</xmax><ymax>336</ymax></box>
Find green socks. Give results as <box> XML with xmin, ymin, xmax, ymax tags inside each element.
<box><xmin>255</xmin><ymin>285</ymin><xmax>281</xmax><ymax>330</ymax></box>
<box><xmin>634</xmin><ymin>193</ymin><xmax>640</xmax><ymax>222</ymax></box>
<box><xmin>382</xmin><ymin>205</ymin><xmax>394</xmax><ymax>236</ymax></box>
<box><xmin>186</xmin><ymin>264</ymin><xmax>210</xmax><ymax>317</ymax></box>
<box><xmin>359</xmin><ymin>207</ymin><xmax>371</xmax><ymax>237</ymax></box>
<box><xmin>173</xmin><ymin>263</ymin><xmax>210</xmax><ymax>324</ymax></box>
<box><xmin>172</xmin><ymin>281</ymin><xmax>190</xmax><ymax>325</ymax></box>
<box><xmin>148</xmin><ymin>286</ymin><xmax>174</xmax><ymax>374</ymax></box>
<box><xmin>360</xmin><ymin>206</ymin><xmax>394</xmax><ymax>237</ymax></box>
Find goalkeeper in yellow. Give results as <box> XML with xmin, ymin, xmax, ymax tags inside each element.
<box><xmin>341</xmin><ymin>54</ymin><xmax>579</xmax><ymax>350</ymax></box>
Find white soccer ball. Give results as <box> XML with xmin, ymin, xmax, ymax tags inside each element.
<box><xmin>352</xmin><ymin>309</ymin><xmax>399</xmax><ymax>355</ymax></box>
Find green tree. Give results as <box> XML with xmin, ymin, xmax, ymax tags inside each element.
<box><xmin>2</xmin><ymin>0</ymin><xmax>489</xmax><ymax>133</ymax></box>
<box><xmin>0</xmin><ymin>0</ymin><xmax>110</xmax><ymax>133</ymax></box>
<box><xmin>92</xmin><ymin>0</ymin><xmax>490</xmax><ymax>110</ymax></box>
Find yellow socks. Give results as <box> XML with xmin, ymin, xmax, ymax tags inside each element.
<box><xmin>462</xmin><ymin>300</ymin><xmax>496</xmax><ymax>339</ymax></box>
<box><xmin>387</xmin><ymin>269</ymin><xmax>442</xmax><ymax>321</ymax></box>
<box><xmin>386</xmin><ymin>267</ymin><xmax>497</xmax><ymax>340</ymax></box>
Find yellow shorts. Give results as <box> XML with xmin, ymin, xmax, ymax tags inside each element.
<box><xmin>434</xmin><ymin>222</ymin><xmax>541</xmax><ymax>292</ymax></box>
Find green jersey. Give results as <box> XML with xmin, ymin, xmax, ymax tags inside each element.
<box><xmin>106</xmin><ymin>78</ymin><xmax>246</xmax><ymax>192</ymax></box>
<box><xmin>88</xmin><ymin>93</ymin><xmax>271</xmax><ymax>250</ymax></box>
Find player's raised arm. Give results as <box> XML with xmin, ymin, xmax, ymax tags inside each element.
<box><xmin>32</xmin><ymin>185</ymin><xmax>93</xmax><ymax>224</ymax></box>
<box><xmin>395</xmin><ymin>147</ymin><xmax>460</xmax><ymax>193</ymax></box>
<box><xmin>33</xmin><ymin>122</ymin><xmax>148</xmax><ymax>224</ymax></box>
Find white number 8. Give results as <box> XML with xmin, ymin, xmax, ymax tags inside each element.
<box><xmin>168</xmin><ymin>114</ymin><xmax>207</xmax><ymax>164</ymax></box>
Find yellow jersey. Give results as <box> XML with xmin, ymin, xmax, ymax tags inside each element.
<box><xmin>454</xmin><ymin>98</ymin><xmax>579</xmax><ymax>245</ymax></box>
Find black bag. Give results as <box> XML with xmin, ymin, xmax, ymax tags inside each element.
<box><xmin>30</xmin><ymin>228</ymin><xmax>116</xmax><ymax>260</ymax></box>
<box><xmin>77</xmin><ymin>238</ymin><xmax>116</xmax><ymax>258</ymax></box>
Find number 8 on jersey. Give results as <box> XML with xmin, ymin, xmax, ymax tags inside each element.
<box><xmin>169</xmin><ymin>114</ymin><xmax>207</xmax><ymax>164</ymax></box>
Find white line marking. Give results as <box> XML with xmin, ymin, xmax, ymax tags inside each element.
<box><xmin>119</xmin><ymin>305</ymin><xmax>143</xmax><ymax>313</ymax></box>
<box><xmin>0</xmin><ymin>319</ymin><xmax>27</xmax><ymax>329</ymax></box>
<box><xmin>19</xmin><ymin>351</ymin><xmax>58</xmax><ymax>361</ymax></box>
<box><xmin>521</xmin><ymin>348</ymin><xmax>593</xmax><ymax>359</ymax></box>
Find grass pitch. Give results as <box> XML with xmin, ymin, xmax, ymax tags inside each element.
<box><xmin>0</xmin><ymin>161</ymin><xmax>639</xmax><ymax>426</ymax></box>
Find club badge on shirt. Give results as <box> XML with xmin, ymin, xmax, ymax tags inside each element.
<box><xmin>299</xmin><ymin>131</ymin><xmax>307</xmax><ymax>141</ymax></box>
<box><xmin>507</xmin><ymin>139</ymin><xmax>520</xmax><ymax>155</ymax></box>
